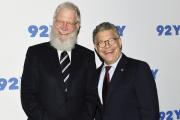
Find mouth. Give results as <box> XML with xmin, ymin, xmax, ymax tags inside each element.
<box><xmin>104</xmin><ymin>49</ymin><xmax>114</xmax><ymax>55</ymax></box>
<box><xmin>58</xmin><ymin>30</ymin><xmax>71</xmax><ymax>35</ymax></box>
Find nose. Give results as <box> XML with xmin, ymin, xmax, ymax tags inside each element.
<box><xmin>61</xmin><ymin>22</ymin><xmax>68</xmax><ymax>31</ymax></box>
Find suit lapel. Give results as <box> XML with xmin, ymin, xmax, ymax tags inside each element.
<box><xmin>44</xmin><ymin>43</ymin><xmax>65</xmax><ymax>91</ymax></box>
<box><xmin>66</xmin><ymin>44</ymin><xmax>81</xmax><ymax>93</ymax></box>
<box><xmin>106</xmin><ymin>54</ymin><xmax>128</xmax><ymax>104</ymax></box>
<box><xmin>97</xmin><ymin>64</ymin><xmax>104</xmax><ymax>109</ymax></box>
<box><xmin>97</xmin><ymin>64</ymin><xmax>103</xmax><ymax>86</ymax></box>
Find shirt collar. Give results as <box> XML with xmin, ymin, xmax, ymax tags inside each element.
<box><xmin>103</xmin><ymin>53</ymin><xmax>122</xmax><ymax>70</ymax></box>
<box><xmin>57</xmin><ymin>50</ymin><xmax>71</xmax><ymax>61</ymax></box>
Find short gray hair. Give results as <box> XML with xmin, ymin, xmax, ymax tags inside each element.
<box><xmin>93</xmin><ymin>22</ymin><xmax>120</xmax><ymax>44</ymax></box>
<box><xmin>53</xmin><ymin>2</ymin><xmax>81</xmax><ymax>24</ymax></box>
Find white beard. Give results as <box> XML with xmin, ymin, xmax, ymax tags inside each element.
<box><xmin>50</xmin><ymin>28</ymin><xmax>78</xmax><ymax>51</ymax></box>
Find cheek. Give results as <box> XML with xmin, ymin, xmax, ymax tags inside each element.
<box><xmin>71</xmin><ymin>26</ymin><xmax>78</xmax><ymax>32</ymax></box>
<box><xmin>52</xmin><ymin>25</ymin><xmax>59</xmax><ymax>32</ymax></box>
<box><xmin>98</xmin><ymin>50</ymin><xmax>108</xmax><ymax>59</ymax></box>
<box><xmin>96</xmin><ymin>48</ymin><xmax>104</xmax><ymax>54</ymax></box>
<box><xmin>69</xmin><ymin>27</ymin><xmax>76</xmax><ymax>32</ymax></box>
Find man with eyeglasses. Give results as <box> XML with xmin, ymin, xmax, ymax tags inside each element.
<box><xmin>93</xmin><ymin>22</ymin><xmax>159</xmax><ymax>120</ymax></box>
<box><xmin>21</xmin><ymin>2</ymin><xmax>98</xmax><ymax>120</ymax></box>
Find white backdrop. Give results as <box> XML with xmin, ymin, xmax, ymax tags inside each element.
<box><xmin>0</xmin><ymin>0</ymin><xmax>180</xmax><ymax>119</ymax></box>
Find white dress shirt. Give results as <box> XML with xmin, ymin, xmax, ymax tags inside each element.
<box><xmin>98</xmin><ymin>54</ymin><xmax>122</xmax><ymax>104</ymax></box>
<box><xmin>57</xmin><ymin>50</ymin><xmax>71</xmax><ymax>61</ymax></box>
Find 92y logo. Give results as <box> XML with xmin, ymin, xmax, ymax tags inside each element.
<box><xmin>156</xmin><ymin>25</ymin><xmax>180</xmax><ymax>36</ymax></box>
<box><xmin>28</xmin><ymin>25</ymin><xmax>49</xmax><ymax>37</ymax></box>
<box><xmin>160</xmin><ymin>109</ymin><xmax>180</xmax><ymax>120</ymax></box>
<box><xmin>0</xmin><ymin>77</ymin><xmax>20</xmax><ymax>91</ymax></box>
<box><xmin>116</xmin><ymin>25</ymin><xmax>126</xmax><ymax>36</ymax></box>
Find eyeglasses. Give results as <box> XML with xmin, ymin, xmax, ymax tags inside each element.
<box><xmin>55</xmin><ymin>20</ymin><xmax>78</xmax><ymax>28</ymax></box>
<box><xmin>96</xmin><ymin>38</ymin><xmax>119</xmax><ymax>48</ymax></box>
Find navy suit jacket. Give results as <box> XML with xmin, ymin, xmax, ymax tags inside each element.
<box><xmin>21</xmin><ymin>42</ymin><xmax>98</xmax><ymax>120</ymax></box>
<box><xmin>96</xmin><ymin>54</ymin><xmax>159</xmax><ymax>120</ymax></box>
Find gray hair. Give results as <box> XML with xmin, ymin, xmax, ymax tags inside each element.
<box><xmin>53</xmin><ymin>2</ymin><xmax>81</xmax><ymax>24</ymax></box>
<box><xmin>93</xmin><ymin>22</ymin><xmax>120</xmax><ymax>44</ymax></box>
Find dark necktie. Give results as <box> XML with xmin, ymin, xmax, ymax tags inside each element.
<box><xmin>102</xmin><ymin>66</ymin><xmax>111</xmax><ymax>106</ymax></box>
<box><xmin>60</xmin><ymin>51</ymin><xmax>70</xmax><ymax>92</ymax></box>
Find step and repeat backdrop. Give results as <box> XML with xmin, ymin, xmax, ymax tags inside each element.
<box><xmin>0</xmin><ymin>0</ymin><xmax>179</xmax><ymax>119</ymax></box>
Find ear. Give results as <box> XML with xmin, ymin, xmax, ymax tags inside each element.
<box><xmin>76</xmin><ymin>23</ymin><xmax>81</xmax><ymax>35</ymax></box>
<box><xmin>118</xmin><ymin>37</ymin><xmax>122</xmax><ymax>45</ymax></box>
<box><xmin>94</xmin><ymin>44</ymin><xmax>97</xmax><ymax>51</ymax></box>
<box><xmin>76</xmin><ymin>22</ymin><xmax>80</xmax><ymax>29</ymax></box>
<box><xmin>118</xmin><ymin>38</ymin><xmax>122</xmax><ymax>50</ymax></box>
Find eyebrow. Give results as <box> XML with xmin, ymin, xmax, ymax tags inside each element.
<box><xmin>98</xmin><ymin>37</ymin><xmax>117</xmax><ymax>42</ymax></box>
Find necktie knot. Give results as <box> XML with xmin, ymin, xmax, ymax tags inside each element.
<box><xmin>105</xmin><ymin>66</ymin><xmax>111</xmax><ymax>72</ymax></box>
<box><xmin>60</xmin><ymin>51</ymin><xmax>68</xmax><ymax>62</ymax></box>
<box><xmin>61</xmin><ymin>51</ymin><xmax>67</xmax><ymax>56</ymax></box>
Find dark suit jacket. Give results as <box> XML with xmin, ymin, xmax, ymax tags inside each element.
<box><xmin>21</xmin><ymin>42</ymin><xmax>98</xmax><ymax>120</ymax></box>
<box><xmin>95</xmin><ymin>54</ymin><xmax>159</xmax><ymax>120</ymax></box>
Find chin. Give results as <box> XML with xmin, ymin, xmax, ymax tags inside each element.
<box><xmin>50</xmin><ymin>29</ymin><xmax>78</xmax><ymax>51</ymax></box>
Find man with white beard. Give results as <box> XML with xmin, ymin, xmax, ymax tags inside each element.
<box><xmin>21</xmin><ymin>2</ymin><xmax>98</xmax><ymax>120</ymax></box>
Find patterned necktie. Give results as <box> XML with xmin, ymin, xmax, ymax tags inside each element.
<box><xmin>60</xmin><ymin>51</ymin><xmax>70</xmax><ymax>92</ymax></box>
<box><xmin>102</xmin><ymin>66</ymin><xmax>111</xmax><ymax>106</ymax></box>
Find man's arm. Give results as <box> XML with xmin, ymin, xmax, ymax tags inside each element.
<box><xmin>80</xmin><ymin>52</ymin><xmax>99</xmax><ymax>120</ymax></box>
<box><xmin>21</xmin><ymin>47</ymin><xmax>53</xmax><ymax>120</ymax></box>
<box><xmin>135</xmin><ymin>61</ymin><xmax>159</xmax><ymax>120</ymax></box>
